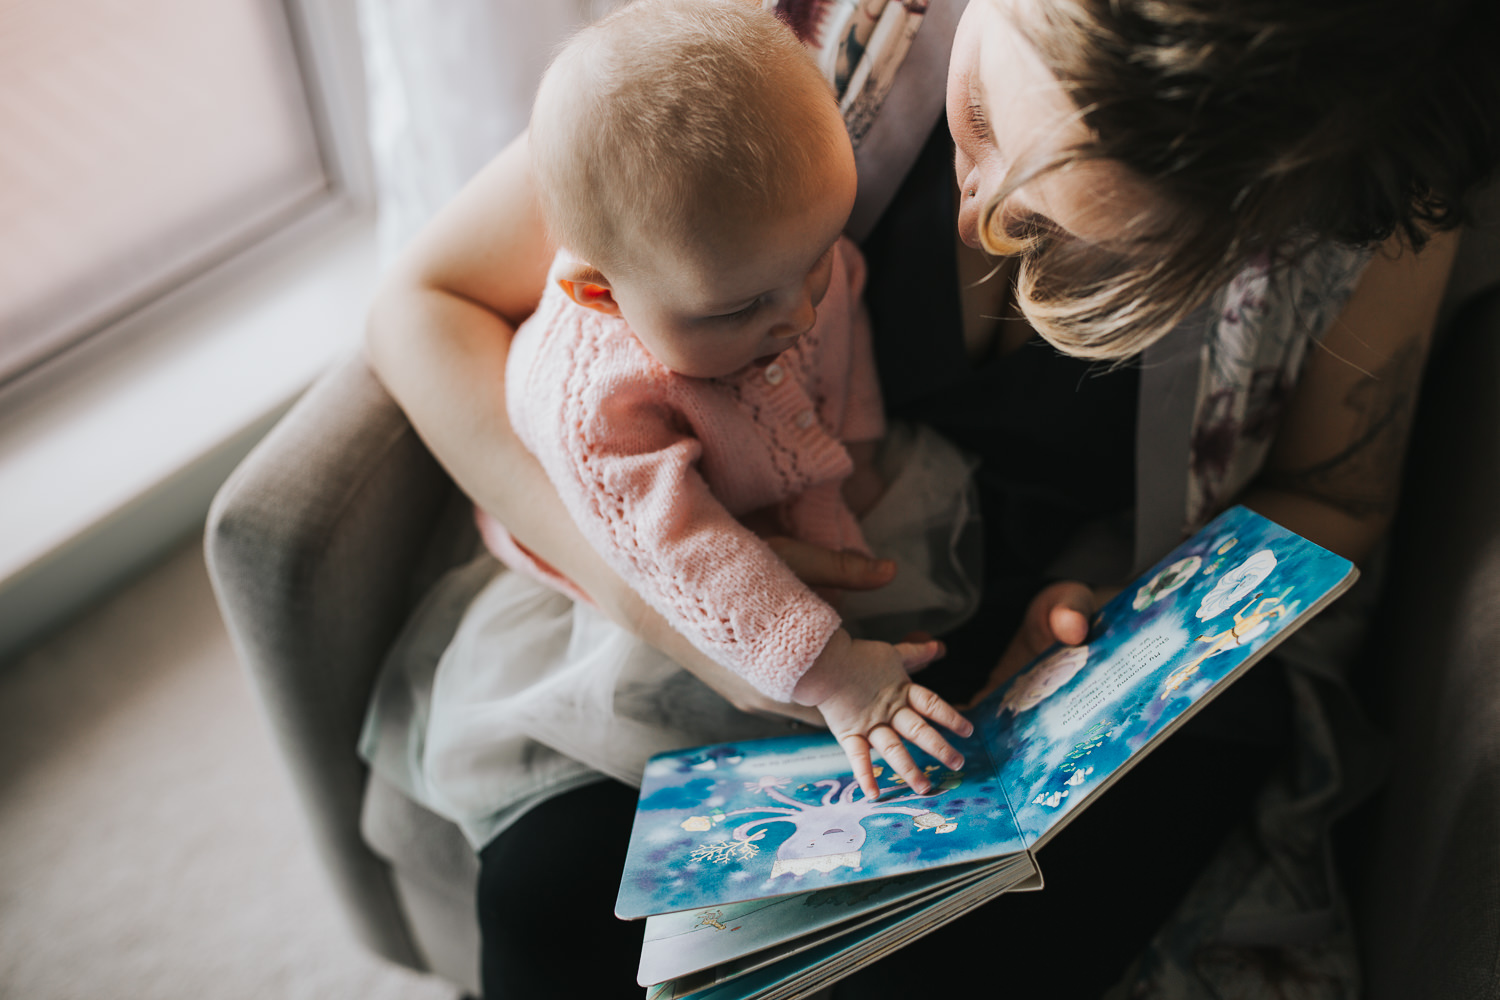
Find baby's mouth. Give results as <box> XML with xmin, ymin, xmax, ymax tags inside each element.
<box><xmin>751</xmin><ymin>352</ymin><xmax>783</xmax><ymax>368</ymax></box>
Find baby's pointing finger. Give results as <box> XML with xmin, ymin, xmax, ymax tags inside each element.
<box><xmin>838</xmin><ymin>734</ymin><xmax>880</xmax><ymax>801</ymax></box>
<box><xmin>869</xmin><ymin>727</ymin><xmax>930</xmax><ymax>795</ymax></box>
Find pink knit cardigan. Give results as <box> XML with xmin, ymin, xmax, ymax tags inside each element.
<box><xmin>478</xmin><ymin>237</ymin><xmax>884</xmax><ymax>701</ymax></box>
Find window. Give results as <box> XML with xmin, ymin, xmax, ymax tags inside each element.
<box><xmin>0</xmin><ymin>0</ymin><xmax>366</xmax><ymax>388</ymax></box>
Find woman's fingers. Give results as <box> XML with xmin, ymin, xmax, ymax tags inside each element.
<box><xmin>1047</xmin><ymin>599</ymin><xmax>1092</xmax><ymax>647</ymax></box>
<box><xmin>1026</xmin><ymin>581</ymin><xmax>1095</xmax><ymax>651</ymax></box>
<box><xmin>962</xmin><ymin>581</ymin><xmax>1098</xmax><ymax>710</ymax></box>
<box><xmin>765</xmin><ymin>537</ymin><xmax>897</xmax><ymax>591</ymax></box>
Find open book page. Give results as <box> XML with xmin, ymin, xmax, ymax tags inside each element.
<box><xmin>621</xmin><ymin>506</ymin><xmax>1355</xmax><ymax>998</ymax></box>
<box><xmin>976</xmin><ymin>505</ymin><xmax>1357</xmax><ymax>848</ymax></box>
<box><xmin>616</xmin><ymin>726</ymin><xmax>1028</xmax><ymax>920</ymax></box>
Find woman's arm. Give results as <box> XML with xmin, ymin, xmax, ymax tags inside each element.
<box><xmin>365</xmin><ymin>132</ymin><xmax>830</xmax><ymax>723</ymax></box>
<box><xmin>1244</xmin><ymin>229</ymin><xmax>1460</xmax><ymax>564</ymax></box>
<box><xmin>365</xmin><ymin>131</ymin><xmax>563</xmax><ymax>556</ymax></box>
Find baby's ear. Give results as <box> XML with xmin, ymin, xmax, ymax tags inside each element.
<box><xmin>557</xmin><ymin>262</ymin><xmax>622</xmax><ymax>317</ymax></box>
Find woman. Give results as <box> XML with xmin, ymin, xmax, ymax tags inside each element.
<box><xmin>363</xmin><ymin>0</ymin><xmax>1498</xmax><ymax>995</ymax></box>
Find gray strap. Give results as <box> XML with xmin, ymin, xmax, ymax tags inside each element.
<box><xmin>1133</xmin><ymin>303</ymin><xmax>1209</xmax><ymax>574</ymax></box>
<box><xmin>846</xmin><ymin>0</ymin><xmax>964</xmax><ymax>242</ymax></box>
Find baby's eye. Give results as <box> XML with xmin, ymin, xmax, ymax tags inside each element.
<box><xmin>715</xmin><ymin>298</ymin><xmax>762</xmax><ymax>323</ymax></box>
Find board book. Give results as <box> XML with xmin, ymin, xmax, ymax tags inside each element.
<box><xmin>615</xmin><ymin>506</ymin><xmax>1358</xmax><ymax>998</ymax></box>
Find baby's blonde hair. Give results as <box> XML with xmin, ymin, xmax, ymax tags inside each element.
<box><xmin>530</xmin><ymin>0</ymin><xmax>842</xmax><ymax>277</ymax></box>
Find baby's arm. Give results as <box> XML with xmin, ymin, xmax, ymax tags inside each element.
<box><xmin>520</xmin><ymin>351</ymin><xmax>842</xmax><ymax>699</ymax></box>
<box><xmin>793</xmin><ymin>631</ymin><xmax>973</xmax><ymax>798</ymax></box>
<box><xmin>523</xmin><ymin>350</ymin><xmax>971</xmax><ymax>783</ymax></box>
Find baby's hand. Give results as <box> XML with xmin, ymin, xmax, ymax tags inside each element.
<box><xmin>792</xmin><ymin>630</ymin><xmax>973</xmax><ymax>799</ymax></box>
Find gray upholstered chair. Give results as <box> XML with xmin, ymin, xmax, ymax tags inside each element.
<box><xmin>206</xmin><ymin>221</ymin><xmax>1500</xmax><ymax>997</ymax></box>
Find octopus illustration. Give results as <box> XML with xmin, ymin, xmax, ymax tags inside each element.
<box><xmin>709</xmin><ymin>777</ymin><xmax>951</xmax><ymax>878</ymax></box>
<box><xmin>743</xmin><ymin>775</ymin><xmax>793</xmax><ymax>794</ymax></box>
<box><xmin>1162</xmin><ymin>590</ymin><xmax>1292</xmax><ymax>697</ymax></box>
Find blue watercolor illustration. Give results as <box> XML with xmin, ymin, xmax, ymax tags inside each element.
<box><xmin>977</xmin><ymin>505</ymin><xmax>1354</xmax><ymax>844</ymax></box>
<box><xmin>616</xmin><ymin>728</ymin><xmax>1025</xmax><ymax>919</ymax></box>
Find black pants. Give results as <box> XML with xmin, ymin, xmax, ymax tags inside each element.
<box><xmin>476</xmin><ymin>666</ymin><xmax>1289</xmax><ymax>1000</ymax></box>
<box><xmin>478</xmin><ymin>779</ymin><xmax>646</xmax><ymax>998</ymax></box>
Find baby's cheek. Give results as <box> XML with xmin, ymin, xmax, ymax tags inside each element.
<box><xmin>810</xmin><ymin>264</ymin><xmax>834</xmax><ymax>308</ymax></box>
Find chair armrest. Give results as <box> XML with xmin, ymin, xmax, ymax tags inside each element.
<box><xmin>205</xmin><ymin>352</ymin><xmax>476</xmax><ymax>968</ymax></box>
<box><xmin>1354</xmin><ymin>289</ymin><xmax>1500</xmax><ymax>999</ymax></box>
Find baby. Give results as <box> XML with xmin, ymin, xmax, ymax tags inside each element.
<box><xmin>484</xmin><ymin>0</ymin><xmax>972</xmax><ymax>796</ymax></box>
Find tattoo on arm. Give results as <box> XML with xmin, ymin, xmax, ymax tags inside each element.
<box><xmin>1264</xmin><ymin>338</ymin><xmax>1425</xmax><ymax>519</ymax></box>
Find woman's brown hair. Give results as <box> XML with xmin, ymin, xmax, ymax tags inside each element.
<box><xmin>984</xmin><ymin>0</ymin><xmax>1500</xmax><ymax>359</ymax></box>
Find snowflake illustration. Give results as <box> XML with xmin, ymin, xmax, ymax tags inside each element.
<box><xmin>743</xmin><ymin>776</ymin><xmax>792</xmax><ymax>794</ymax></box>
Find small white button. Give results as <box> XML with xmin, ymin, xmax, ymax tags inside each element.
<box><xmin>794</xmin><ymin>410</ymin><xmax>815</xmax><ymax>429</ymax></box>
<box><xmin>763</xmin><ymin>364</ymin><xmax>784</xmax><ymax>385</ymax></box>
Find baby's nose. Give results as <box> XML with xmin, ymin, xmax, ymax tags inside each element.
<box><xmin>776</xmin><ymin>298</ymin><xmax>817</xmax><ymax>339</ymax></box>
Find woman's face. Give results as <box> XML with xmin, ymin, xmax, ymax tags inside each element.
<box><xmin>946</xmin><ymin>0</ymin><xmax>1161</xmax><ymax>251</ymax></box>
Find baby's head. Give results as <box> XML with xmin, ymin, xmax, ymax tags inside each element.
<box><xmin>530</xmin><ymin>0</ymin><xmax>856</xmax><ymax>378</ymax></box>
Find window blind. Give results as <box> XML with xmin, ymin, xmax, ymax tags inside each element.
<box><xmin>0</xmin><ymin>0</ymin><xmax>329</xmax><ymax>385</ymax></box>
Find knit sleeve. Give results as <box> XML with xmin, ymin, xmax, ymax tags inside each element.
<box><xmin>523</xmin><ymin>334</ymin><xmax>841</xmax><ymax>702</ymax></box>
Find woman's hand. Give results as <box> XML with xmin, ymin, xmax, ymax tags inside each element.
<box><xmin>966</xmin><ymin>581</ymin><xmax>1103</xmax><ymax>708</ymax></box>
<box><xmin>763</xmin><ymin>536</ymin><xmax>898</xmax><ymax>592</ymax></box>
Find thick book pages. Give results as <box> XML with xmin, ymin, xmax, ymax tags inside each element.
<box><xmin>617</xmin><ymin>506</ymin><xmax>1357</xmax><ymax>997</ymax></box>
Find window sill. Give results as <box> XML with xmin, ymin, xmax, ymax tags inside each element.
<box><xmin>0</xmin><ymin>209</ymin><xmax>380</xmax><ymax>662</ymax></box>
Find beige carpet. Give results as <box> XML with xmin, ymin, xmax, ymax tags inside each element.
<box><xmin>0</xmin><ymin>537</ymin><xmax>460</xmax><ymax>1000</ymax></box>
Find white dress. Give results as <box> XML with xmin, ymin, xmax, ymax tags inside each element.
<box><xmin>359</xmin><ymin>422</ymin><xmax>982</xmax><ymax>848</ymax></box>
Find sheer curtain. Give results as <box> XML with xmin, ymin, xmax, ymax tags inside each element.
<box><xmin>357</xmin><ymin>0</ymin><xmax>621</xmax><ymax>263</ymax></box>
